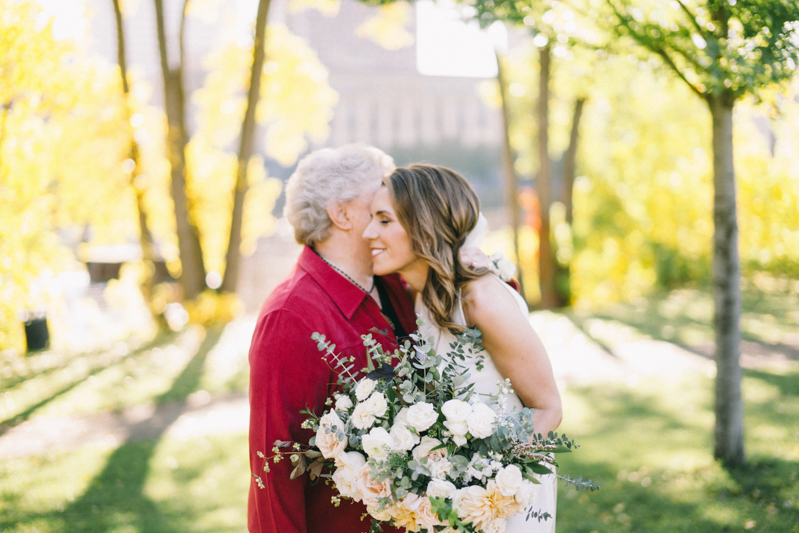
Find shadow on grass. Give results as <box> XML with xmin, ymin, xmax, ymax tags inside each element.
<box><xmin>9</xmin><ymin>326</ymin><xmax>225</xmax><ymax>533</ymax></box>
<box><xmin>557</xmin><ymin>378</ymin><xmax>799</xmax><ymax>533</ymax></box>
<box><xmin>0</xmin><ymin>332</ymin><xmax>178</xmax><ymax>435</ymax></box>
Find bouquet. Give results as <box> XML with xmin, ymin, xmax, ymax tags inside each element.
<box><xmin>255</xmin><ymin>320</ymin><xmax>597</xmax><ymax>533</ymax></box>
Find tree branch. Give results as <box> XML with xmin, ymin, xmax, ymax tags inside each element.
<box><xmin>674</xmin><ymin>0</ymin><xmax>706</xmax><ymax>38</ymax></box>
<box><xmin>655</xmin><ymin>46</ymin><xmax>705</xmax><ymax>98</ymax></box>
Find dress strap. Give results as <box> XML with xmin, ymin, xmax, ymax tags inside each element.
<box><xmin>452</xmin><ymin>288</ymin><xmax>467</xmax><ymax>327</ymax></box>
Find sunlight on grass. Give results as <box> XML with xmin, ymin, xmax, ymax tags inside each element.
<box><xmin>0</xmin><ymin>434</ymin><xmax>249</xmax><ymax>533</ymax></box>
<box><xmin>556</xmin><ymin>365</ymin><xmax>799</xmax><ymax>533</ymax></box>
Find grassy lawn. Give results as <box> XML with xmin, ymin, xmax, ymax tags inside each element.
<box><xmin>1</xmin><ymin>286</ymin><xmax>797</xmax><ymax>532</ymax></box>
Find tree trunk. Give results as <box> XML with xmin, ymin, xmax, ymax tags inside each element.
<box><xmin>553</xmin><ymin>97</ymin><xmax>585</xmax><ymax>307</ymax></box>
<box><xmin>495</xmin><ymin>52</ymin><xmax>526</xmax><ymax>300</ymax></box>
<box><xmin>220</xmin><ymin>0</ymin><xmax>271</xmax><ymax>294</ymax></box>
<box><xmin>708</xmin><ymin>92</ymin><xmax>745</xmax><ymax>465</ymax></box>
<box><xmin>154</xmin><ymin>0</ymin><xmax>206</xmax><ymax>300</ymax></box>
<box><xmin>563</xmin><ymin>98</ymin><xmax>585</xmax><ymax>225</ymax></box>
<box><xmin>537</xmin><ymin>43</ymin><xmax>557</xmax><ymax>309</ymax></box>
<box><xmin>113</xmin><ymin>0</ymin><xmax>158</xmax><ymax>312</ymax></box>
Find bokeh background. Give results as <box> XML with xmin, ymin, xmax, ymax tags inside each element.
<box><xmin>1</xmin><ymin>0</ymin><xmax>798</xmax><ymax>531</ymax></box>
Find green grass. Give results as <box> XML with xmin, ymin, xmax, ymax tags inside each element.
<box><xmin>555</xmin><ymin>369</ymin><xmax>799</xmax><ymax>533</ymax></box>
<box><xmin>0</xmin><ymin>434</ymin><xmax>250</xmax><ymax>533</ymax></box>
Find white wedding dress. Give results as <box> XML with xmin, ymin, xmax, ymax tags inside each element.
<box><xmin>415</xmin><ymin>280</ymin><xmax>558</xmax><ymax>533</ymax></box>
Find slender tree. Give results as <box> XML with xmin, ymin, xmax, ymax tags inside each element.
<box><xmin>496</xmin><ymin>52</ymin><xmax>527</xmax><ymax>298</ymax></box>
<box><xmin>220</xmin><ymin>0</ymin><xmax>271</xmax><ymax>294</ymax></box>
<box><xmin>112</xmin><ymin>0</ymin><xmax>159</xmax><ymax>312</ymax></box>
<box><xmin>154</xmin><ymin>0</ymin><xmax>207</xmax><ymax>300</ymax></box>
<box><xmin>606</xmin><ymin>0</ymin><xmax>799</xmax><ymax>465</ymax></box>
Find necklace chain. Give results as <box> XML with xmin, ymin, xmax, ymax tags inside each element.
<box><xmin>320</xmin><ymin>256</ymin><xmax>374</xmax><ymax>294</ymax></box>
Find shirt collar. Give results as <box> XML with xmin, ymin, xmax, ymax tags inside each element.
<box><xmin>299</xmin><ymin>246</ymin><xmax>369</xmax><ymax>319</ymax></box>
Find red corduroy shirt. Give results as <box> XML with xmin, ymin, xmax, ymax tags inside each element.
<box><xmin>248</xmin><ymin>246</ymin><xmax>416</xmax><ymax>533</ymax></box>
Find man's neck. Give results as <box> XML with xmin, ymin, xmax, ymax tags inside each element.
<box><xmin>314</xmin><ymin>237</ymin><xmax>373</xmax><ymax>289</ymax></box>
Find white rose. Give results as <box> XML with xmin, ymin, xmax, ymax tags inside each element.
<box><xmin>491</xmin><ymin>251</ymin><xmax>516</xmax><ymax>282</ymax></box>
<box><xmin>428</xmin><ymin>458</ymin><xmax>453</xmax><ymax>479</ymax></box>
<box><xmin>362</xmin><ymin>392</ymin><xmax>388</xmax><ymax>417</ymax></box>
<box><xmin>452</xmin><ymin>434</ymin><xmax>467</xmax><ymax>447</ymax></box>
<box><xmin>426</xmin><ymin>478</ymin><xmax>457</xmax><ymax>499</ymax></box>
<box><xmin>331</xmin><ymin>451</ymin><xmax>366</xmax><ymax>500</ymax></box>
<box><xmin>412</xmin><ymin>436</ymin><xmax>447</xmax><ymax>462</ymax></box>
<box><xmin>444</xmin><ymin>419</ymin><xmax>469</xmax><ymax>437</ymax></box>
<box><xmin>351</xmin><ymin>403</ymin><xmax>376</xmax><ymax>430</ymax></box>
<box><xmin>355</xmin><ymin>379</ymin><xmax>377</xmax><ymax>401</ymax></box>
<box><xmin>494</xmin><ymin>465</ymin><xmax>523</xmax><ymax>497</ymax></box>
<box><xmin>315</xmin><ymin>410</ymin><xmax>348</xmax><ymax>459</ymax></box>
<box><xmin>514</xmin><ymin>479</ymin><xmax>540</xmax><ymax>509</ymax></box>
<box><xmin>486</xmin><ymin>517</ymin><xmax>508</xmax><ymax>533</ymax></box>
<box><xmin>334</xmin><ymin>394</ymin><xmax>353</xmax><ymax>411</ymax></box>
<box><xmin>406</xmin><ymin>402</ymin><xmax>439</xmax><ymax>432</ymax></box>
<box><xmin>361</xmin><ymin>427</ymin><xmax>395</xmax><ymax>460</ymax></box>
<box><xmin>467</xmin><ymin>402</ymin><xmax>496</xmax><ymax>439</ymax></box>
<box><xmin>390</xmin><ymin>423</ymin><xmax>420</xmax><ymax>451</ymax></box>
<box><xmin>394</xmin><ymin>407</ymin><xmax>410</xmax><ymax>426</ymax></box>
<box><xmin>441</xmin><ymin>399</ymin><xmax>472</xmax><ymax>423</ymax></box>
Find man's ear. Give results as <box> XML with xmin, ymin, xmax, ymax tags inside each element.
<box><xmin>327</xmin><ymin>200</ymin><xmax>352</xmax><ymax>231</ymax></box>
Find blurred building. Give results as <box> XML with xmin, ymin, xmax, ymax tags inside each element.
<box><xmin>85</xmin><ymin>0</ymin><xmax>504</xmax><ymax>204</ymax></box>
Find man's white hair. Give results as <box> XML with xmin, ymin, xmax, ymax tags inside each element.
<box><xmin>284</xmin><ymin>145</ymin><xmax>395</xmax><ymax>246</ymax></box>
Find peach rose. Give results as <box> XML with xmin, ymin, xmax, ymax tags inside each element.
<box><xmin>331</xmin><ymin>451</ymin><xmax>366</xmax><ymax>500</ymax></box>
<box><xmin>355</xmin><ymin>464</ymin><xmax>393</xmax><ymax>508</ymax></box>
<box><xmin>316</xmin><ymin>410</ymin><xmax>347</xmax><ymax>459</ymax></box>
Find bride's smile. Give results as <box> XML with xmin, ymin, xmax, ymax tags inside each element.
<box><xmin>363</xmin><ymin>187</ymin><xmax>428</xmax><ymax>288</ymax></box>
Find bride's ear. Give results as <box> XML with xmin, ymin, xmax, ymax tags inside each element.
<box><xmin>327</xmin><ymin>200</ymin><xmax>352</xmax><ymax>231</ymax></box>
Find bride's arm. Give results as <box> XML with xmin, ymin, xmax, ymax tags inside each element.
<box><xmin>462</xmin><ymin>275</ymin><xmax>563</xmax><ymax>436</ymax></box>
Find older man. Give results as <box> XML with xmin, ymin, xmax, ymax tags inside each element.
<box><xmin>247</xmin><ymin>145</ymin><xmax>415</xmax><ymax>533</ymax></box>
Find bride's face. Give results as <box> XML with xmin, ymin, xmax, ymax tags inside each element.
<box><xmin>363</xmin><ymin>187</ymin><xmax>427</xmax><ymax>284</ymax></box>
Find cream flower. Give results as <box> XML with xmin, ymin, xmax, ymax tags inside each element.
<box><xmin>514</xmin><ymin>479</ymin><xmax>540</xmax><ymax>509</ymax></box>
<box><xmin>368</xmin><ymin>504</ymin><xmax>396</xmax><ymax>522</ymax></box>
<box><xmin>454</xmin><ymin>485</ymin><xmax>495</xmax><ymax>531</ymax></box>
<box><xmin>486</xmin><ymin>517</ymin><xmax>508</xmax><ymax>533</ymax></box>
<box><xmin>355</xmin><ymin>378</ymin><xmax>377</xmax><ymax>401</ymax></box>
<box><xmin>494</xmin><ymin>465</ymin><xmax>523</xmax><ymax>497</ymax></box>
<box><xmin>426</xmin><ymin>479</ymin><xmax>457</xmax><ymax>499</ymax></box>
<box><xmin>487</xmin><ymin>480</ymin><xmax>523</xmax><ymax>519</ymax></box>
<box><xmin>428</xmin><ymin>458</ymin><xmax>453</xmax><ymax>480</ymax></box>
<box><xmin>334</xmin><ymin>394</ymin><xmax>353</xmax><ymax>411</ymax></box>
<box><xmin>331</xmin><ymin>451</ymin><xmax>366</xmax><ymax>500</ymax></box>
<box><xmin>412</xmin><ymin>436</ymin><xmax>448</xmax><ymax>463</ymax></box>
<box><xmin>355</xmin><ymin>464</ymin><xmax>393</xmax><ymax>508</ymax></box>
<box><xmin>315</xmin><ymin>410</ymin><xmax>347</xmax><ymax>459</ymax></box>
<box><xmin>406</xmin><ymin>402</ymin><xmax>439</xmax><ymax>432</ymax></box>
<box><xmin>391</xmin><ymin>494</ymin><xmax>421</xmax><ymax>531</ymax></box>
<box><xmin>441</xmin><ymin>398</ymin><xmax>472</xmax><ymax>423</ymax></box>
<box><xmin>351</xmin><ymin>402</ymin><xmax>376</xmax><ymax>430</ymax></box>
<box><xmin>467</xmin><ymin>402</ymin><xmax>497</xmax><ymax>439</ymax></box>
<box><xmin>390</xmin><ymin>422</ymin><xmax>420</xmax><ymax>451</ymax></box>
<box><xmin>361</xmin><ymin>427</ymin><xmax>395</xmax><ymax>460</ymax></box>
<box><xmin>362</xmin><ymin>391</ymin><xmax>388</xmax><ymax>417</ymax></box>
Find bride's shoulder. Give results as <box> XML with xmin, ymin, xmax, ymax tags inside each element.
<box><xmin>461</xmin><ymin>274</ymin><xmax>518</xmax><ymax>323</ymax></box>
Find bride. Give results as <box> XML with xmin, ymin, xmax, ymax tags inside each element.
<box><xmin>362</xmin><ymin>164</ymin><xmax>561</xmax><ymax>532</ymax></box>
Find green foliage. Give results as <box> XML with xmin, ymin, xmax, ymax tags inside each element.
<box><xmin>605</xmin><ymin>0</ymin><xmax>799</xmax><ymax>98</ymax></box>
<box><xmin>0</xmin><ymin>3</ymin><xmax>145</xmax><ymax>352</ymax></box>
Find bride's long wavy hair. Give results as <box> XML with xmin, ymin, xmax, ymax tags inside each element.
<box><xmin>385</xmin><ymin>165</ymin><xmax>488</xmax><ymax>334</ymax></box>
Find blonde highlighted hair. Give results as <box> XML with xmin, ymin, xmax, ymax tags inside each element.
<box><xmin>385</xmin><ymin>165</ymin><xmax>487</xmax><ymax>334</ymax></box>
